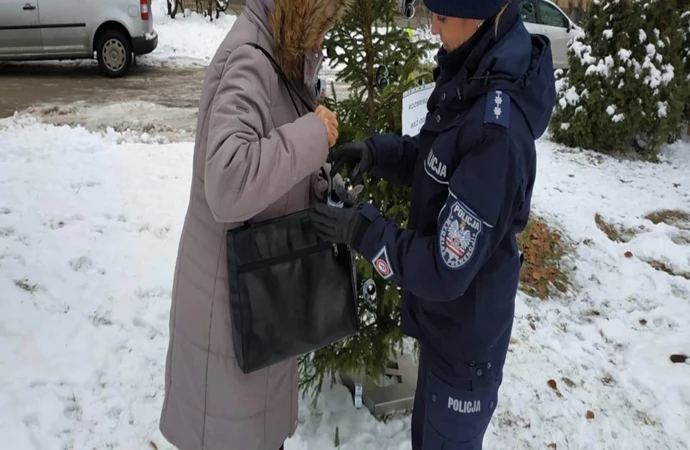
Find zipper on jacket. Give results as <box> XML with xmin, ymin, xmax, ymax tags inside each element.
<box><xmin>236</xmin><ymin>241</ymin><xmax>334</xmax><ymax>273</ymax></box>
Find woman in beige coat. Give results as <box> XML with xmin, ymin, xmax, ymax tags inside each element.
<box><xmin>159</xmin><ymin>0</ymin><xmax>350</xmax><ymax>449</ymax></box>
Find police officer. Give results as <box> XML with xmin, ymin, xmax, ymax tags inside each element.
<box><xmin>310</xmin><ymin>0</ymin><xmax>556</xmax><ymax>448</ymax></box>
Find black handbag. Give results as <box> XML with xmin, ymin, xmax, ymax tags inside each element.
<box><xmin>226</xmin><ymin>43</ymin><xmax>359</xmax><ymax>375</ymax></box>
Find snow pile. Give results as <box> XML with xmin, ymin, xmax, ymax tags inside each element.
<box><xmin>1</xmin><ymin>114</ymin><xmax>689</xmax><ymax>449</ymax></box>
<box><xmin>139</xmin><ymin>0</ymin><xmax>237</xmax><ymax>66</ymax></box>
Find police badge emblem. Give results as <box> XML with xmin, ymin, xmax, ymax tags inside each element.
<box><xmin>372</xmin><ymin>245</ymin><xmax>394</xmax><ymax>279</ymax></box>
<box><xmin>439</xmin><ymin>200</ymin><xmax>483</xmax><ymax>269</ymax></box>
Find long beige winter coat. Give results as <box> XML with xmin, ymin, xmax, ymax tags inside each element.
<box><xmin>159</xmin><ymin>0</ymin><xmax>350</xmax><ymax>448</ymax></box>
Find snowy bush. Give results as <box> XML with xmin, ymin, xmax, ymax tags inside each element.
<box><xmin>550</xmin><ymin>0</ymin><xmax>686</xmax><ymax>159</ymax></box>
<box><xmin>680</xmin><ymin>6</ymin><xmax>690</xmax><ymax>123</ymax></box>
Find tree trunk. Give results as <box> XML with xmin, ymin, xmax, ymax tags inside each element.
<box><xmin>359</xmin><ymin>0</ymin><xmax>377</xmax><ymax>134</ymax></box>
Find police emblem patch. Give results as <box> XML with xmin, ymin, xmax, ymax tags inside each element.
<box><xmin>372</xmin><ymin>245</ymin><xmax>394</xmax><ymax>279</ymax></box>
<box><xmin>439</xmin><ymin>200</ymin><xmax>483</xmax><ymax>269</ymax></box>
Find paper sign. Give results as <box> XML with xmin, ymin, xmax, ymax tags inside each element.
<box><xmin>402</xmin><ymin>82</ymin><xmax>434</xmax><ymax>136</ymax></box>
<box><xmin>354</xmin><ymin>382</ymin><xmax>363</xmax><ymax>408</ymax></box>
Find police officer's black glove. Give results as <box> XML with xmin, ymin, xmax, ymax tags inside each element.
<box><xmin>329</xmin><ymin>140</ymin><xmax>376</xmax><ymax>183</ymax></box>
<box><xmin>310</xmin><ymin>184</ymin><xmax>371</xmax><ymax>251</ymax></box>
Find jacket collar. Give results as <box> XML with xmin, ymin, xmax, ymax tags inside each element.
<box><xmin>434</xmin><ymin>19</ymin><xmax>493</xmax><ymax>85</ymax></box>
<box><xmin>423</xmin><ymin>2</ymin><xmax>527</xmax><ymax>133</ymax></box>
<box><xmin>455</xmin><ymin>0</ymin><xmax>521</xmax><ymax>89</ymax></box>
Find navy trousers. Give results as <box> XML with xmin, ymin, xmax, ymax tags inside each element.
<box><xmin>411</xmin><ymin>347</ymin><xmax>503</xmax><ymax>450</ymax></box>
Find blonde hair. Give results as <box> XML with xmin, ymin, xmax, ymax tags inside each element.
<box><xmin>494</xmin><ymin>1</ymin><xmax>512</xmax><ymax>36</ymax></box>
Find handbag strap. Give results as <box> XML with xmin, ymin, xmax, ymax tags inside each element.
<box><xmin>236</xmin><ymin>43</ymin><xmax>325</xmax><ymax>227</ymax></box>
<box><xmin>242</xmin><ymin>42</ymin><xmax>314</xmax><ymax>117</ymax></box>
<box><xmin>320</xmin><ymin>166</ymin><xmax>332</xmax><ymax>192</ymax></box>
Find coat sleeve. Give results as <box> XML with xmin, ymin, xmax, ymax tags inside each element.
<box><xmin>356</xmin><ymin>128</ymin><xmax>525</xmax><ymax>302</ymax></box>
<box><xmin>366</xmin><ymin>132</ymin><xmax>420</xmax><ymax>187</ymax></box>
<box><xmin>204</xmin><ymin>45</ymin><xmax>329</xmax><ymax>223</ymax></box>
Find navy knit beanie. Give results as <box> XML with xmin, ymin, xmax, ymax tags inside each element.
<box><xmin>423</xmin><ymin>0</ymin><xmax>506</xmax><ymax>20</ymax></box>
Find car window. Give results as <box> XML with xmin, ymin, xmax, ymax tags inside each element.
<box><xmin>539</xmin><ymin>1</ymin><xmax>569</xmax><ymax>28</ymax></box>
<box><xmin>518</xmin><ymin>0</ymin><xmax>537</xmax><ymax>23</ymax></box>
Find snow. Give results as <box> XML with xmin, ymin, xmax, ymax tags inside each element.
<box><xmin>571</xmin><ymin>41</ymin><xmax>596</xmax><ymax>65</ymax></box>
<box><xmin>658</xmin><ymin>101</ymin><xmax>668</xmax><ymax>118</ymax></box>
<box><xmin>584</xmin><ymin>54</ymin><xmax>618</xmax><ymax>78</ymax></box>
<box><xmin>2</xmin><ymin>112</ymin><xmax>690</xmax><ymax>449</ymax></box>
<box><xmin>138</xmin><ymin>0</ymin><xmax>238</xmax><ymax>67</ymax></box>
<box><xmin>619</xmin><ymin>48</ymin><xmax>632</xmax><ymax>62</ymax></box>
<box><xmin>558</xmin><ymin>86</ymin><xmax>581</xmax><ymax>109</ymax></box>
<box><xmin>642</xmin><ymin>61</ymin><xmax>674</xmax><ymax>89</ymax></box>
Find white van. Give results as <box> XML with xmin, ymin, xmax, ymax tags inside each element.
<box><xmin>0</xmin><ymin>0</ymin><xmax>158</xmax><ymax>77</ymax></box>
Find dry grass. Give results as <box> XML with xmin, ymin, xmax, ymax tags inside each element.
<box><xmin>644</xmin><ymin>259</ymin><xmax>690</xmax><ymax>280</ymax></box>
<box><xmin>14</xmin><ymin>278</ymin><xmax>38</xmax><ymax>293</ymax></box>
<box><xmin>645</xmin><ymin>209</ymin><xmax>690</xmax><ymax>229</ymax></box>
<box><xmin>594</xmin><ymin>213</ymin><xmax>643</xmax><ymax>243</ymax></box>
<box><xmin>517</xmin><ymin>216</ymin><xmax>571</xmax><ymax>299</ymax></box>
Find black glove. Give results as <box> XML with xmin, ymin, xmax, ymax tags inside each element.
<box><xmin>310</xmin><ymin>184</ymin><xmax>371</xmax><ymax>250</ymax></box>
<box><xmin>329</xmin><ymin>140</ymin><xmax>376</xmax><ymax>183</ymax></box>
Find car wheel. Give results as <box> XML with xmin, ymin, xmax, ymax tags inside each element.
<box><xmin>97</xmin><ymin>30</ymin><xmax>132</xmax><ymax>78</ymax></box>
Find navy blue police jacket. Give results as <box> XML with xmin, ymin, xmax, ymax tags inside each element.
<box><xmin>355</xmin><ymin>3</ymin><xmax>556</xmax><ymax>379</ymax></box>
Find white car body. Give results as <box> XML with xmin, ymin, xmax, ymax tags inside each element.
<box><xmin>518</xmin><ymin>0</ymin><xmax>582</xmax><ymax>69</ymax></box>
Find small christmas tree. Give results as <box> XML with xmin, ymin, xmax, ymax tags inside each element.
<box><xmin>298</xmin><ymin>0</ymin><xmax>435</xmax><ymax>400</ymax></box>
<box><xmin>550</xmin><ymin>0</ymin><xmax>685</xmax><ymax>159</ymax></box>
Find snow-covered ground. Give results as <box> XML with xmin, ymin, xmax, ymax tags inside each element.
<box><xmin>139</xmin><ymin>0</ymin><xmax>238</xmax><ymax>67</ymax></box>
<box><xmin>1</xmin><ymin>110</ymin><xmax>689</xmax><ymax>449</ymax></box>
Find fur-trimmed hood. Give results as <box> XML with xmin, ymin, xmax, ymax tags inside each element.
<box><xmin>249</xmin><ymin>0</ymin><xmax>351</xmax><ymax>80</ymax></box>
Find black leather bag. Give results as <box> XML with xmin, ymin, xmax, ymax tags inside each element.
<box><xmin>225</xmin><ymin>43</ymin><xmax>359</xmax><ymax>374</ymax></box>
<box><xmin>226</xmin><ymin>211</ymin><xmax>359</xmax><ymax>374</ymax></box>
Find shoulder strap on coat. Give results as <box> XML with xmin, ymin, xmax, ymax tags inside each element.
<box><xmin>241</xmin><ymin>42</ymin><xmax>313</xmax><ymax>117</ymax></box>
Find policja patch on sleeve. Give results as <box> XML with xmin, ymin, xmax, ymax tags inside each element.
<box><xmin>438</xmin><ymin>199</ymin><xmax>483</xmax><ymax>270</ymax></box>
<box><xmin>483</xmin><ymin>90</ymin><xmax>510</xmax><ymax>128</ymax></box>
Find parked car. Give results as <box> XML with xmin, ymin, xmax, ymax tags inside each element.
<box><xmin>519</xmin><ymin>0</ymin><xmax>582</xmax><ymax>70</ymax></box>
<box><xmin>0</xmin><ymin>0</ymin><xmax>158</xmax><ymax>77</ymax></box>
